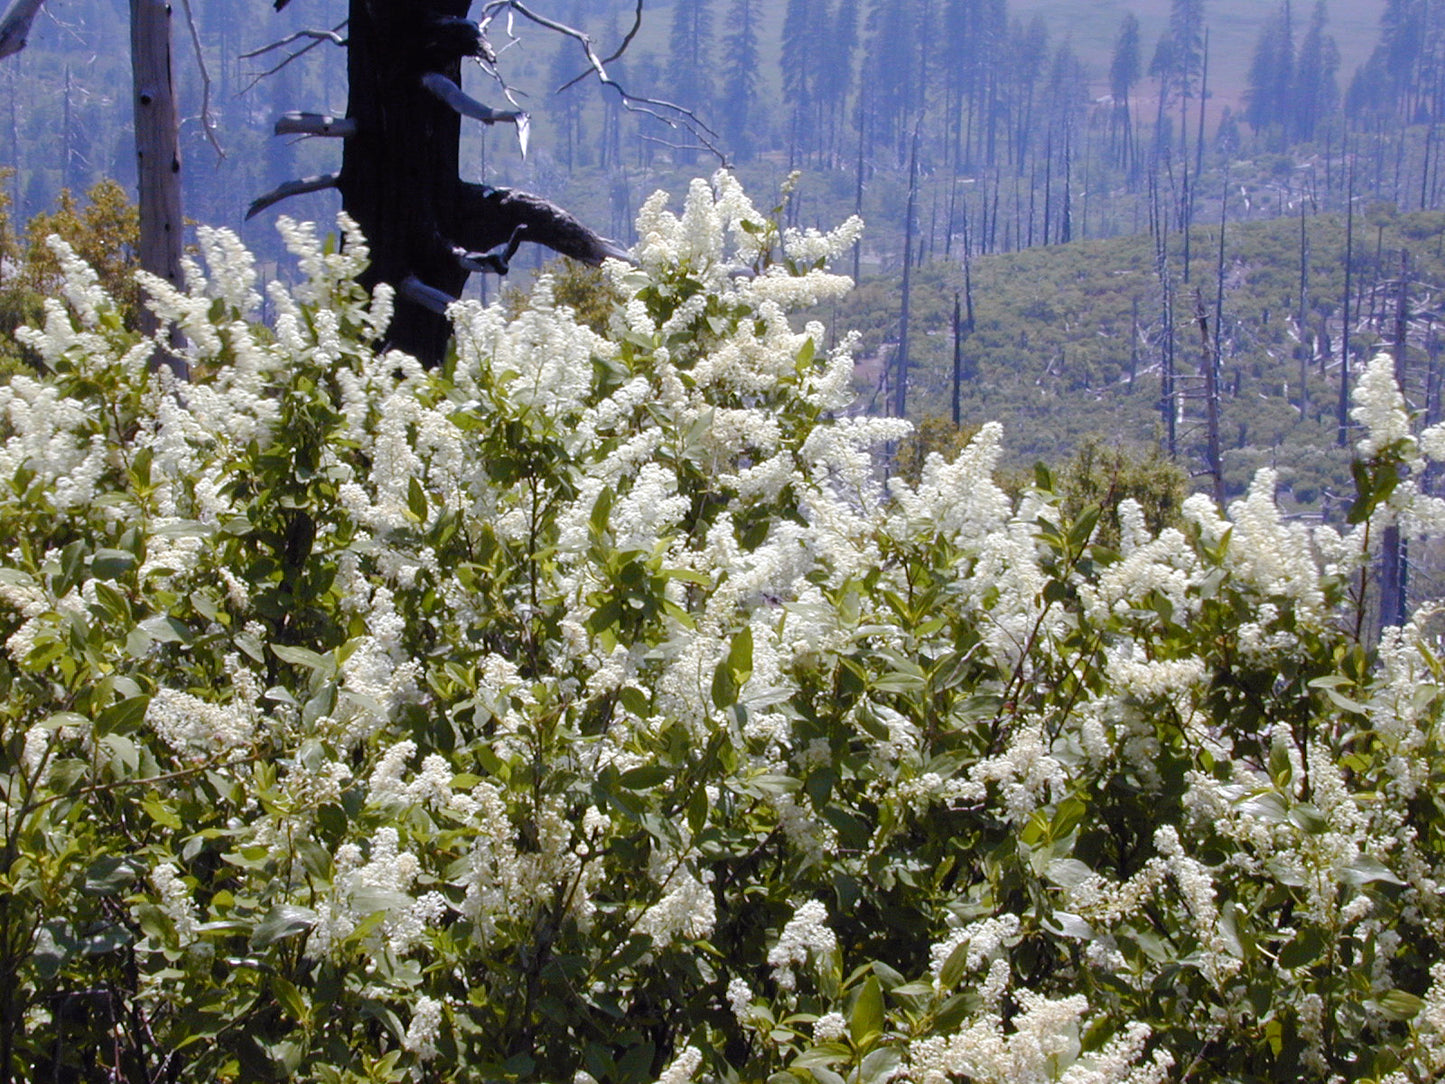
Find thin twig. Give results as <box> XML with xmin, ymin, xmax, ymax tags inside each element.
<box><xmin>240</xmin><ymin>20</ymin><xmax>346</xmax><ymax>92</ymax></box>
<box><xmin>478</xmin><ymin>0</ymin><xmax>725</xmax><ymax>164</ymax></box>
<box><xmin>176</xmin><ymin>0</ymin><xmax>222</xmax><ymax>159</ymax></box>
<box><xmin>557</xmin><ymin>0</ymin><xmax>642</xmax><ymax>93</ymax></box>
<box><xmin>239</xmin><ymin>24</ymin><xmax>346</xmax><ymax>58</ymax></box>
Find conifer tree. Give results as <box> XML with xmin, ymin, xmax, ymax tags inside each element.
<box><xmin>668</xmin><ymin>0</ymin><xmax>713</xmax><ymax>116</ymax></box>
<box><xmin>1246</xmin><ymin>2</ymin><xmax>1295</xmax><ymax>142</ymax></box>
<box><xmin>815</xmin><ymin>0</ymin><xmax>860</xmax><ymax>167</ymax></box>
<box><xmin>1293</xmin><ymin>1</ymin><xmax>1339</xmax><ymax>142</ymax></box>
<box><xmin>861</xmin><ymin>0</ymin><xmax>923</xmax><ymax>165</ymax></box>
<box><xmin>1169</xmin><ymin>0</ymin><xmax>1206</xmax><ymax>100</ymax></box>
<box><xmin>1110</xmin><ymin>13</ymin><xmax>1142</xmax><ymax>170</ymax></box>
<box><xmin>720</xmin><ymin>0</ymin><xmax>761</xmax><ymax>160</ymax></box>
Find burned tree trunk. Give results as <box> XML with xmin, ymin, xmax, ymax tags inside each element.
<box><xmin>130</xmin><ymin>0</ymin><xmax>188</xmax><ymax>379</ymax></box>
<box><xmin>256</xmin><ymin>0</ymin><xmax>627</xmax><ymax>367</ymax></box>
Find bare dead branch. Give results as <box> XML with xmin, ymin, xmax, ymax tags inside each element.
<box><xmin>177</xmin><ymin>0</ymin><xmax>222</xmax><ymax>158</ymax></box>
<box><xmin>452</xmin><ymin>224</ymin><xmax>527</xmax><ymax>275</ymax></box>
<box><xmin>245</xmin><ymin>172</ymin><xmax>338</xmax><ymax>220</ymax></box>
<box><xmin>240</xmin><ymin>20</ymin><xmax>345</xmax><ymax>91</ymax></box>
<box><xmin>274</xmin><ymin>111</ymin><xmax>356</xmax><ymax>137</ymax></box>
<box><xmin>422</xmin><ymin>71</ymin><xmax>530</xmax><ymax>157</ymax></box>
<box><xmin>399</xmin><ymin>274</ymin><xmax>457</xmax><ymax>315</ymax></box>
<box><xmin>0</xmin><ymin>0</ymin><xmax>47</xmax><ymax>60</ymax></box>
<box><xmin>447</xmin><ymin>183</ymin><xmax>632</xmax><ymax>267</ymax></box>
<box><xmin>476</xmin><ymin>0</ymin><xmax>724</xmax><ymax>164</ymax></box>
<box><xmin>240</xmin><ymin>24</ymin><xmax>345</xmax><ymax>58</ymax></box>
<box><xmin>421</xmin><ymin>71</ymin><xmax>520</xmax><ymax>124</ymax></box>
<box><xmin>557</xmin><ymin>0</ymin><xmax>641</xmax><ymax>93</ymax></box>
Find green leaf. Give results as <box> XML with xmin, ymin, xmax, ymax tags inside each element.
<box><xmin>80</xmin><ymin>924</ymin><xmax>134</xmax><ymax>956</ymax></box>
<box><xmin>590</xmin><ymin>486</ymin><xmax>615</xmax><ymax>539</ymax></box>
<box><xmin>251</xmin><ymin>904</ymin><xmax>317</xmax><ymax>949</ymax></box>
<box><xmin>791</xmin><ymin>1046</ymin><xmax>848</xmax><ymax>1070</ymax></box>
<box><xmin>1268</xmin><ymin>742</ymin><xmax>1293</xmax><ymax>787</ymax></box>
<box><xmin>91</xmin><ymin>548</ymin><xmax>136</xmax><ymax>580</ymax></box>
<box><xmin>860</xmin><ymin>1047</ymin><xmax>902</xmax><ymax>1084</ymax></box>
<box><xmin>1240</xmin><ymin>791</ymin><xmax>1289</xmax><ymax>824</ymax></box>
<box><xmin>272</xmin><ymin>976</ymin><xmax>310</xmax><ymax>1024</ymax></box>
<box><xmin>1049</xmin><ymin>796</ymin><xmax>1088</xmax><ymax>841</ymax></box>
<box><xmin>931</xmin><ymin>992</ymin><xmax>971</xmax><ymax>1034</ymax></box>
<box><xmin>619</xmin><ymin>686</ymin><xmax>650</xmax><ymax>717</ymax></box>
<box><xmin>1067</xmin><ymin>506</ymin><xmax>1101</xmax><ymax>552</ymax></box>
<box><xmin>1341</xmin><ymin>858</ymin><xmax>1407</xmax><ymax>887</ymax></box>
<box><xmin>348</xmin><ymin>886</ymin><xmax>411</xmax><ymax>917</ymax></box>
<box><xmin>850</xmin><ymin>975</ymin><xmax>884</xmax><ymax>1046</ymax></box>
<box><xmin>101</xmin><ymin>732</ymin><xmax>139</xmax><ymax>776</ymax></box>
<box><xmin>710</xmin><ymin>663</ymin><xmax>738</xmax><ymax>710</ymax></box>
<box><xmin>619</xmin><ymin>765</ymin><xmax>669</xmax><ymax>790</ymax></box>
<box><xmin>33</xmin><ymin>921</ymin><xmax>70</xmax><ymax>978</ymax></box>
<box><xmin>1288</xmin><ymin>803</ymin><xmax>1330</xmax><ymax>834</ymax></box>
<box><xmin>270</xmin><ymin>643</ymin><xmax>330</xmax><ymax>672</ymax></box>
<box><xmin>138</xmin><ymin>615</ymin><xmax>195</xmax><ymax>645</ymax></box>
<box><xmin>1044</xmin><ymin>858</ymin><xmax>1095</xmax><ymax>888</ymax></box>
<box><xmin>687</xmin><ymin>784</ymin><xmax>708</xmax><ymax>836</ymax></box>
<box><xmin>1042</xmin><ymin>911</ymin><xmax>1096</xmax><ymax>940</ymax></box>
<box><xmin>796</xmin><ymin>337</ymin><xmax>816</xmax><ymax>369</ymax></box>
<box><xmin>711</xmin><ymin>627</ymin><xmax>753</xmax><ymax>710</ymax></box>
<box><xmin>84</xmin><ymin>855</ymin><xmax>144</xmax><ymax>895</ymax></box>
<box><xmin>741</xmin><ymin>773</ymin><xmax>802</xmax><ymax>797</ymax></box>
<box><xmin>938</xmin><ymin>938</ymin><xmax>970</xmax><ymax>990</ymax></box>
<box><xmin>1277</xmin><ymin>927</ymin><xmax>1326</xmax><ymax>970</ymax></box>
<box><xmin>407</xmin><ymin>476</ymin><xmax>428</xmax><ymax>522</ymax></box>
<box><xmin>1371</xmin><ymin>989</ymin><xmax>1425</xmax><ymax>1021</ymax></box>
<box><xmin>98</xmin><ymin>695</ymin><xmax>150</xmax><ymax>733</ymax></box>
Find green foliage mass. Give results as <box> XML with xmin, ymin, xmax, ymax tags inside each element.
<box><xmin>0</xmin><ymin>177</ymin><xmax>139</xmax><ymax>373</ymax></box>
<box><xmin>3</xmin><ymin>182</ymin><xmax>1445</xmax><ymax>1084</ymax></box>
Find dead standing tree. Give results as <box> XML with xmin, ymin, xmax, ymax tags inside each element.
<box><xmin>3</xmin><ymin>0</ymin><xmax>192</xmax><ymax>378</ymax></box>
<box><xmin>251</xmin><ymin>0</ymin><xmax>677</xmax><ymax>367</ymax></box>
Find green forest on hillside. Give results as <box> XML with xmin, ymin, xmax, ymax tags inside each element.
<box><xmin>839</xmin><ymin>205</ymin><xmax>1445</xmax><ymax>514</ymax></box>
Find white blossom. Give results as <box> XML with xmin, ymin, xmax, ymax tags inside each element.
<box><xmin>403</xmin><ymin>995</ymin><xmax>443</xmax><ymax>1060</ymax></box>
<box><xmin>768</xmin><ymin>900</ymin><xmax>836</xmax><ymax>990</ymax></box>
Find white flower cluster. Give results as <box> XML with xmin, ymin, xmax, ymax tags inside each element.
<box><xmin>768</xmin><ymin>900</ymin><xmax>836</xmax><ymax>991</ymax></box>
<box><xmin>306</xmin><ymin>827</ymin><xmax>447</xmax><ymax>963</ymax></box>
<box><xmin>148</xmin><ymin>861</ymin><xmax>201</xmax><ymax>946</ymax></box>
<box><xmin>908</xmin><ymin>993</ymin><xmax>1172</xmax><ymax>1084</ymax></box>
<box><xmin>634</xmin><ymin>852</ymin><xmax>716</xmax><ymax>949</ymax></box>
<box><xmin>402</xmin><ymin>995</ymin><xmax>444</xmax><ymax>1061</ymax></box>
<box><xmin>146</xmin><ymin>687</ymin><xmax>256</xmax><ymax>758</ymax></box>
<box><xmin>651</xmin><ymin>1045</ymin><xmax>702</xmax><ymax>1084</ymax></box>
<box><xmin>367</xmin><ymin>739</ymin><xmax>452</xmax><ymax>809</ymax></box>
<box><xmin>18</xmin><ymin>179</ymin><xmax>1445</xmax><ymax>1082</ymax></box>
<box><xmin>1351</xmin><ymin>352</ymin><xmax>1413</xmax><ymax>459</ymax></box>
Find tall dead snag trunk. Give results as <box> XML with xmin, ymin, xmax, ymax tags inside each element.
<box><xmin>5</xmin><ymin>0</ymin><xmax>189</xmax><ymax>378</ymax></box>
<box><xmin>894</xmin><ymin>124</ymin><xmax>919</xmax><ymax>421</ymax></box>
<box><xmin>1337</xmin><ymin>146</ymin><xmax>1356</xmax><ymax>449</ymax></box>
<box><xmin>130</xmin><ymin>0</ymin><xmax>188</xmax><ymax>380</ymax></box>
<box><xmin>347</xmin><ymin>0</ymin><xmax>622</xmax><ymax>364</ymax></box>
<box><xmin>256</xmin><ymin>0</ymin><xmax>627</xmax><ymax>367</ymax></box>
<box><xmin>1378</xmin><ymin>251</ymin><xmax>1411</xmax><ymax>635</ymax></box>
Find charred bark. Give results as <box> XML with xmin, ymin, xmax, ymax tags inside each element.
<box><xmin>260</xmin><ymin>0</ymin><xmax>626</xmax><ymax>366</ymax></box>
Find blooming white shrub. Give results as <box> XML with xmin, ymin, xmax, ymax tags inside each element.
<box><xmin>2</xmin><ymin>174</ymin><xmax>1445</xmax><ymax>1084</ymax></box>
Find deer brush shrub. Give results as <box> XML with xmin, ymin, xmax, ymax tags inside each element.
<box><xmin>3</xmin><ymin>174</ymin><xmax>1445</xmax><ymax>1084</ymax></box>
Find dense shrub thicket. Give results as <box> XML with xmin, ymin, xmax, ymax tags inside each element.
<box><xmin>4</xmin><ymin>175</ymin><xmax>1445</xmax><ymax>1084</ymax></box>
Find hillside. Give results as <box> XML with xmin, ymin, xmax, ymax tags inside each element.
<box><xmin>835</xmin><ymin>203</ymin><xmax>1445</xmax><ymax>520</ymax></box>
